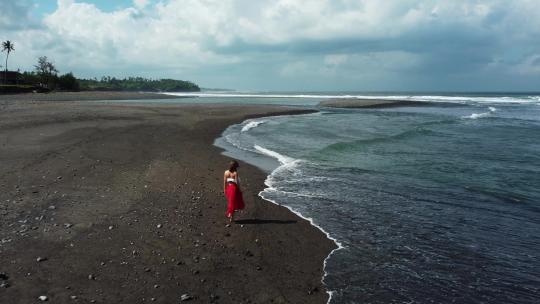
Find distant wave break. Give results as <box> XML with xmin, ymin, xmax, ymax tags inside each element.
<box><xmin>163</xmin><ymin>92</ymin><xmax>540</xmax><ymax>104</ymax></box>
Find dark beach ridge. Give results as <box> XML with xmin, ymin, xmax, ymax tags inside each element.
<box><xmin>319</xmin><ymin>98</ymin><xmax>429</xmax><ymax>108</ymax></box>
<box><xmin>0</xmin><ymin>95</ymin><xmax>336</xmax><ymax>303</ymax></box>
<box><xmin>0</xmin><ymin>91</ymin><xmax>182</xmax><ymax>103</ymax></box>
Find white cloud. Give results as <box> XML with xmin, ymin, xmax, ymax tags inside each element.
<box><xmin>324</xmin><ymin>54</ymin><xmax>348</xmax><ymax>66</ymax></box>
<box><xmin>512</xmin><ymin>54</ymin><xmax>540</xmax><ymax>75</ymax></box>
<box><xmin>279</xmin><ymin>61</ymin><xmax>309</xmax><ymax>77</ymax></box>
<box><xmin>57</xmin><ymin>0</ymin><xmax>74</xmax><ymax>8</ymax></box>
<box><xmin>0</xmin><ymin>0</ymin><xmax>37</xmax><ymax>30</ymax></box>
<box><xmin>41</xmin><ymin>0</ymin><xmax>237</xmax><ymax>70</ymax></box>
<box><xmin>1</xmin><ymin>0</ymin><xmax>540</xmax><ymax>89</ymax></box>
<box><xmin>133</xmin><ymin>0</ymin><xmax>148</xmax><ymax>9</ymax></box>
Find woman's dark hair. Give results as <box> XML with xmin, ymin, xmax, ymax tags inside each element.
<box><xmin>228</xmin><ymin>160</ymin><xmax>239</xmax><ymax>172</ymax></box>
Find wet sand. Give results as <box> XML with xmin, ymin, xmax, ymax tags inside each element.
<box><xmin>0</xmin><ymin>98</ymin><xmax>335</xmax><ymax>303</ymax></box>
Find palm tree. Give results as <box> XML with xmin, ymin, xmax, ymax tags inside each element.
<box><xmin>2</xmin><ymin>40</ymin><xmax>15</xmax><ymax>84</ymax></box>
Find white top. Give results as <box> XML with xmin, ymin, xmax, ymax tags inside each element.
<box><xmin>226</xmin><ymin>177</ymin><xmax>237</xmax><ymax>184</ymax></box>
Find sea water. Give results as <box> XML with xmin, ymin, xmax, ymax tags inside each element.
<box><xmin>209</xmin><ymin>92</ymin><xmax>540</xmax><ymax>303</ymax></box>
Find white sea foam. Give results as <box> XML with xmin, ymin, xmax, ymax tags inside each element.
<box><xmin>221</xmin><ymin>133</ymin><xmax>260</xmax><ymax>155</ymax></box>
<box><xmin>252</xmin><ymin>144</ymin><xmax>344</xmax><ymax>303</ymax></box>
<box><xmin>163</xmin><ymin>92</ymin><xmax>540</xmax><ymax>104</ymax></box>
<box><xmin>223</xmin><ymin>134</ymin><xmax>244</xmax><ymax>150</ymax></box>
<box><xmin>218</xmin><ymin>115</ymin><xmax>344</xmax><ymax>303</ymax></box>
<box><xmin>463</xmin><ymin>106</ymin><xmax>497</xmax><ymax>119</ymax></box>
<box><xmin>254</xmin><ymin>145</ymin><xmax>296</xmax><ymax>165</ymax></box>
<box><xmin>263</xmin><ymin>187</ymin><xmax>328</xmax><ymax>199</ymax></box>
<box><xmin>259</xmin><ymin>184</ymin><xmax>344</xmax><ymax>304</ymax></box>
<box><xmin>241</xmin><ymin>120</ymin><xmax>266</xmax><ymax>132</ymax></box>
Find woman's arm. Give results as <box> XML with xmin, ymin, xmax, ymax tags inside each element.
<box><xmin>223</xmin><ymin>171</ymin><xmax>227</xmax><ymax>194</ymax></box>
<box><xmin>236</xmin><ymin>173</ymin><xmax>241</xmax><ymax>192</ymax></box>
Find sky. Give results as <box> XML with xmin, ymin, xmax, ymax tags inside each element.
<box><xmin>1</xmin><ymin>0</ymin><xmax>540</xmax><ymax>91</ymax></box>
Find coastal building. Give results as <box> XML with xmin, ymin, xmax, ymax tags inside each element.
<box><xmin>0</xmin><ymin>71</ymin><xmax>21</xmax><ymax>85</ymax></box>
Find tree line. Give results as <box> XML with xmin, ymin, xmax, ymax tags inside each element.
<box><xmin>17</xmin><ymin>56</ymin><xmax>200</xmax><ymax>92</ymax></box>
<box><xmin>2</xmin><ymin>40</ymin><xmax>200</xmax><ymax>93</ymax></box>
<box><xmin>79</xmin><ymin>76</ymin><xmax>200</xmax><ymax>92</ymax></box>
<box><xmin>16</xmin><ymin>56</ymin><xmax>80</xmax><ymax>91</ymax></box>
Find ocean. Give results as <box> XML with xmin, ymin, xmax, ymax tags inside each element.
<box><xmin>178</xmin><ymin>92</ymin><xmax>540</xmax><ymax>303</ymax></box>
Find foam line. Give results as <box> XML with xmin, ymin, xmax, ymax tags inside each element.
<box><xmin>463</xmin><ymin>106</ymin><xmax>497</xmax><ymax>119</ymax></box>
<box><xmin>254</xmin><ymin>145</ymin><xmax>296</xmax><ymax>165</ymax></box>
<box><xmin>217</xmin><ymin>112</ymin><xmax>342</xmax><ymax>303</ymax></box>
<box><xmin>241</xmin><ymin>120</ymin><xmax>266</xmax><ymax>132</ymax></box>
<box><xmin>163</xmin><ymin>92</ymin><xmax>540</xmax><ymax>104</ymax></box>
<box><xmin>259</xmin><ymin>184</ymin><xmax>344</xmax><ymax>304</ymax></box>
<box><xmin>254</xmin><ymin>144</ymin><xmax>344</xmax><ymax>303</ymax></box>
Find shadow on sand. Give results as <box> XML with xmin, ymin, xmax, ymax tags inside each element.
<box><xmin>234</xmin><ymin>219</ymin><xmax>297</xmax><ymax>225</ymax></box>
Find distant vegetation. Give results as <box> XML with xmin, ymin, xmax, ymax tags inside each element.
<box><xmin>7</xmin><ymin>56</ymin><xmax>82</xmax><ymax>92</ymax></box>
<box><xmin>1</xmin><ymin>43</ymin><xmax>200</xmax><ymax>93</ymax></box>
<box><xmin>78</xmin><ymin>77</ymin><xmax>200</xmax><ymax>92</ymax></box>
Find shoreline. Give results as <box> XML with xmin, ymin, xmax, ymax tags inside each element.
<box><xmin>257</xmin><ymin>179</ymin><xmax>344</xmax><ymax>302</ymax></box>
<box><xmin>215</xmin><ymin>112</ymin><xmax>344</xmax><ymax>301</ymax></box>
<box><xmin>0</xmin><ymin>99</ymin><xmax>336</xmax><ymax>303</ymax></box>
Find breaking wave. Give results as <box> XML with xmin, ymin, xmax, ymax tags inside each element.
<box><xmin>163</xmin><ymin>92</ymin><xmax>540</xmax><ymax>105</ymax></box>
<box><xmin>241</xmin><ymin>120</ymin><xmax>266</xmax><ymax>132</ymax></box>
<box><xmin>463</xmin><ymin>107</ymin><xmax>497</xmax><ymax>119</ymax></box>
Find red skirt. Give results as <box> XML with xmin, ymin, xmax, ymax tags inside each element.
<box><xmin>225</xmin><ymin>182</ymin><xmax>245</xmax><ymax>217</ymax></box>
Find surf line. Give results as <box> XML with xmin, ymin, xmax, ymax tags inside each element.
<box><xmin>254</xmin><ymin>144</ymin><xmax>344</xmax><ymax>303</ymax></box>
<box><xmin>233</xmin><ymin>112</ymin><xmax>345</xmax><ymax>303</ymax></box>
<box><xmin>215</xmin><ymin>111</ymin><xmax>344</xmax><ymax>303</ymax></box>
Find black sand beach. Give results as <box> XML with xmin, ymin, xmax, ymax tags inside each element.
<box><xmin>0</xmin><ymin>94</ymin><xmax>335</xmax><ymax>303</ymax></box>
<box><xmin>0</xmin><ymin>91</ymin><xmax>180</xmax><ymax>103</ymax></box>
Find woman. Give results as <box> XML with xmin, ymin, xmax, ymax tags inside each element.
<box><xmin>224</xmin><ymin>160</ymin><xmax>245</xmax><ymax>223</ymax></box>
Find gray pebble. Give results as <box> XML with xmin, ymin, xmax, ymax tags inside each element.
<box><xmin>180</xmin><ymin>294</ymin><xmax>193</xmax><ymax>301</ymax></box>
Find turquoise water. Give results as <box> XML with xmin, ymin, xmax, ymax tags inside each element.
<box><xmin>212</xmin><ymin>93</ymin><xmax>540</xmax><ymax>303</ymax></box>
